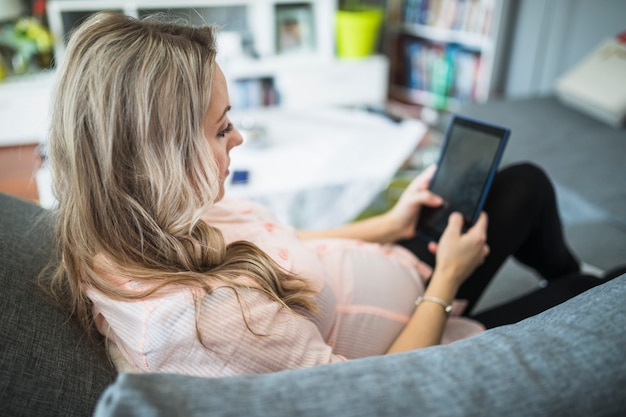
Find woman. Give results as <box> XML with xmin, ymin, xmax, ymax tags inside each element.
<box><xmin>48</xmin><ymin>12</ymin><xmax>609</xmax><ymax>377</ymax></box>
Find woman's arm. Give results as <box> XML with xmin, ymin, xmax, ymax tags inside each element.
<box><xmin>386</xmin><ymin>212</ymin><xmax>490</xmax><ymax>353</ymax></box>
<box><xmin>298</xmin><ymin>211</ymin><xmax>410</xmax><ymax>244</ymax></box>
<box><xmin>195</xmin><ymin>286</ymin><xmax>347</xmax><ymax>374</ymax></box>
<box><xmin>298</xmin><ymin>165</ymin><xmax>442</xmax><ymax>244</ymax></box>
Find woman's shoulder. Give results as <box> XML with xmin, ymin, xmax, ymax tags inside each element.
<box><xmin>203</xmin><ymin>197</ymin><xmax>299</xmax><ymax>247</ymax></box>
<box><xmin>206</xmin><ymin>197</ymin><xmax>274</xmax><ymax>223</ymax></box>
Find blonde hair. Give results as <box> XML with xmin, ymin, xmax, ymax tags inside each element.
<box><xmin>48</xmin><ymin>12</ymin><xmax>317</xmax><ymax>337</ymax></box>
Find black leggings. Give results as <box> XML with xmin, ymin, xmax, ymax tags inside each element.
<box><xmin>398</xmin><ymin>162</ymin><xmax>605</xmax><ymax>328</ymax></box>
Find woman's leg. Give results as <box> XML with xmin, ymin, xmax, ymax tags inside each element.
<box><xmin>472</xmin><ymin>266</ymin><xmax>626</xmax><ymax>328</ymax></box>
<box><xmin>398</xmin><ymin>162</ymin><xmax>581</xmax><ymax>314</ymax></box>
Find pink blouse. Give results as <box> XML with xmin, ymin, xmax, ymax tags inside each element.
<box><xmin>88</xmin><ymin>197</ymin><xmax>483</xmax><ymax>377</ymax></box>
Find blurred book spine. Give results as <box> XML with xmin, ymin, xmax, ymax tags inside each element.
<box><xmin>403</xmin><ymin>37</ymin><xmax>479</xmax><ymax>109</ymax></box>
<box><xmin>233</xmin><ymin>77</ymin><xmax>280</xmax><ymax>110</ymax></box>
<box><xmin>401</xmin><ymin>0</ymin><xmax>495</xmax><ymax>35</ymax></box>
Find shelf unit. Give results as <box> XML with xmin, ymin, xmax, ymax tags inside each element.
<box><xmin>385</xmin><ymin>0</ymin><xmax>510</xmax><ymax>111</ymax></box>
<box><xmin>0</xmin><ymin>0</ymin><xmax>390</xmax><ymax>149</ymax></box>
<box><xmin>46</xmin><ymin>0</ymin><xmax>388</xmax><ymax>111</ymax></box>
<box><xmin>47</xmin><ymin>0</ymin><xmax>335</xmax><ymax>63</ymax></box>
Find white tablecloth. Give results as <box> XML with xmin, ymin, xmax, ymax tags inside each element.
<box><xmin>35</xmin><ymin>106</ymin><xmax>427</xmax><ymax>226</ymax></box>
<box><xmin>0</xmin><ymin>72</ymin><xmax>54</xmax><ymax>147</ymax></box>
<box><xmin>226</xmin><ymin>107</ymin><xmax>427</xmax><ymax>229</ymax></box>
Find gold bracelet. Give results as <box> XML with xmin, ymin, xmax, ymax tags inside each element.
<box><xmin>415</xmin><ymin>296</ymin><xmax>453</xmax><ymax>315</ymax></box>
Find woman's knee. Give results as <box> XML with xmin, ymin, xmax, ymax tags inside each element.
<box><xmin>496</xmin><ymin>162</ymin><xmax>554</xmax><ymax>198</ymax></box>
<box><xmin>485</xmin><ymin>162</ymin><xmax>555</xmax><ymax>215</ymax></box>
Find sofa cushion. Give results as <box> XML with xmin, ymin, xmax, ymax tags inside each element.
<box><xmin>0</xmin><ymin>193</ymin><xmax>117</xmax><ymax>417</ymax></box>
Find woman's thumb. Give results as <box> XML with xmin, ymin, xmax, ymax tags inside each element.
<box><xmin>445</xmin><ymin>212</ymin><xmax>464</xmax><ymax>235</ymax></box>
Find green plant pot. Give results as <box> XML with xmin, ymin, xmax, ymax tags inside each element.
<box><xmin>336</xmin><ymin>7</ymin><xmax>383</xmax><ymax>58</ymax></box>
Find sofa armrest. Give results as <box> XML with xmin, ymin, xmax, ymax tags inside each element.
<box><xmin>95</xmin><ymin>275</ymin><xmax>626</xmax><ymax>417</ymax></box>
<box><xmin>0</xmin><ymin>193</ymin><xmax>117</xmax><ymax>417</ymax></box>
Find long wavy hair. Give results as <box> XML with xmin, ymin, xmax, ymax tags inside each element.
<box><xmin>48</xmin><ymin>12</ymin><xmax>318</xmax><ymax>338</ymax></box>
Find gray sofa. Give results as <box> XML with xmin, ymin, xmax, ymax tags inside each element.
<box><xmin>2</xmin><ymin>191</ymin><xmax>626</xmax><ymax>417</ymax></box>
<box><xmin>0</xmin><ymin>193</ymin><xmax>117</xmax><ymax>417</ymax></box>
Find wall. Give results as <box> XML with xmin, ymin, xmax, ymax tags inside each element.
<box><xmin>504</xmin><ymin>0</ymin><xmax>626</xmax><ymax>98</ymax></box>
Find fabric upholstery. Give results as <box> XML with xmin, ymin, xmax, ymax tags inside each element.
<box><xmin>0</xmin><ymin>193</ymin><xmax>117</xmax><ymax>417</ymax></box>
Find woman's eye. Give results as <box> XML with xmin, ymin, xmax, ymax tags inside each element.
<box><xmin>217</xmin><ymin>123</ymin><xmax>234</xmax><ymax>138</ymax></box>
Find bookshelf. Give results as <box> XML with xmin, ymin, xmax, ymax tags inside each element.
<box><xmin>46</xmin><ymin>0</ymin><xmax>333</xmax><ymax>110</ymax></box>
<box><xmin>385</xmin><ymin>0</ymin><xmax>511</xmax><ymax>111</ymax></box>
<box><xmin>44</xmin><ymin>0</ymin><xmax>388</xmax><ymax>111</ymax></box>
<box><xmin>47</xmin><ymin>0</ymin><xmax>335</xmax><ymax>63</ymax></box>
<box><xmin>0</xmin><ymin>0</ymin><xmax>389</xmax><ymax>150</ymax></box>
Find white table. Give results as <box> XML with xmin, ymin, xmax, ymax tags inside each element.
<box><xmin>33</xmin><ymin>106</ymin><xmax>427</xmax><ymax>223</ymax></box>
<box><xmin>0</xmin><ymin>72</ymin><xmax>54</xmax><ymax>147</ymax></box>
<box><xmin>226</xmin><ymin>107</ymin><xmax>427</xmax><ymax>229</ymax></box>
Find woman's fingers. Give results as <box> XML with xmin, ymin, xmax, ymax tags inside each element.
<box><xmin>469</xmin><ymin>212</ymin><xmax>488</xmax><ymax>238</ymax></box>
<box><xmin>443</xmin><ymin>212</ymin><xmax>464</xmax><ymax>235</ymax></box>
<box><xmin>467</xmin><ymin>212</ymin><xmax>489</xmax><ymax>261</ymax></box>
<box><xmin>428</xmin><ymin>241</ymin><xmax>438</xmax><ymax>254</ymax></box>
<box><xmin>404</xmin><ymin>164</ymin><xmax>437</xmax><ymax>193</ymax></box>
<box><xmin>431</xmin><ymin>211</ymin><xmax>491</xmax><ymax>286</ymax></box>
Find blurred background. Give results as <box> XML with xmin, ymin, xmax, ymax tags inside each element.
<box><xmin>2</xmin><ymin>0</ymin><xmax>624</xmax><ymax>109</ymax></box>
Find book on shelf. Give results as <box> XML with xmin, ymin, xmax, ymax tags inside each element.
<box><xmin>430</xmin><ymin>44</ymin><xmax>453</xmax><ymax>108</ymax></box>
<box><xmin>403</xmin><ymin>37</ymin><xmax>480</xmax><ymax>108</ymax></box>
<box><xmin>401</xmin><ymin>0</ymin><xmax>495</xmax><ymax>35</ymax></box>
<box><xmin>233</xmin><ymin>77</ymin><xmax>279</xmax><ymax>110</ymax></box>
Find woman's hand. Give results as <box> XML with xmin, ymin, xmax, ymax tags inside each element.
<box><xmin>387</xmin><ymin>212</ymin><xmax>489</xmax><ymax>354</ymax></box>
<box><xmin>298</xmin><ymin>165</ymin><xmax>444</xmax><ymax>244</ymax></box>
<box><xmin>428</xmin><ymin>211</ymin><xmax>490</xmax><ymax>291</ymax></box>
<box><xmin>384</xmin><ymin>165</ymin><xmax>443</xmax><ymax>241</ymax></box>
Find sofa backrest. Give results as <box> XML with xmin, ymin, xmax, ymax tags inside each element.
<box><xmin>0</xmin><ymin>193</ymin><xmax>116</xmax><ymax>417</ymax></box>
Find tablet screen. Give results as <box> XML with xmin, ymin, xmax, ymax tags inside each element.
<box><xmin>416</xmin><ymin>115</ymin><xmax>509</xmax><ymax>241</ymax></box>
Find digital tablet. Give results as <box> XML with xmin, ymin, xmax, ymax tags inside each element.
<box><xmin>416</xmin><ymin>114</ymin><xmax>510</xmax><ymax>242</ymax></box>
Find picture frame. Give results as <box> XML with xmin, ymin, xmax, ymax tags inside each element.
<box><xmin>275</xmin><ymin>3</ymin><xmax>316</xmax><ymax>55</ymax></box>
